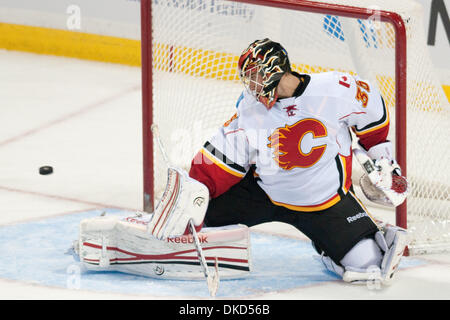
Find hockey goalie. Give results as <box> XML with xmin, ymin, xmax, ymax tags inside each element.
<box><xmin>72</xmin><ymin>38</ymin><xmax>410</xmax><ymax>292</ymax></box>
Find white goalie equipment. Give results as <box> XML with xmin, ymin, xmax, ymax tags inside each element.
<box><xmin>353</xmin><ymin>142</ymin><xmax>409</xmax><ymax>207</ymax></box>
<box><xmin>318</xmin><ymin>225</ymin><xmax>409</xmax><ymax>285</ymax></box>
<box><xmin>73</xmin><ymin>213</ymin><xmax>251</xmax><ymax>280</ymax></box>
<box><xmin>72</xmin><ymin>160</ymin><xmax>251</xmax><ymax>285</ymax></box>
<box><xmin>147</xmin><ymin>167</ymin><xmax>209</xmax><ymax>240</ymax></box>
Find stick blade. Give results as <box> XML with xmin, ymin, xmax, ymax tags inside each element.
<box><xmin>207</xmin><ymin>258</ymin><xmax>220</xmax><ymax>297</ymax></box>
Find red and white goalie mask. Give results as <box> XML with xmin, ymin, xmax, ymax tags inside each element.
<box><xmin>238</xmin><ymin>38</ymin><xmax>291</xmax><ymax>109</ymax></box>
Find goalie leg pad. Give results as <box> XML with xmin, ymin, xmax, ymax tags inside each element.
<box><xmin>316</xmin><ymin>255</ymin><xmax>383</xmax><ymax>284</ymax></box>
<box><xmin>316</xmin><ymin>238</ymin><xmax>383</xmax><ymax>284</ymax></box>
<box><xmin>375</xmin><ymin>225</ymin><xmax>409</xmax><ymax>285</ymax></box>
<box><xmin>340</xmin><ymin>238</ymin><xmax>383</xmax><ymax>270</ymax></box>
<box><xmin>74</xmin><ymin>213</ymin><xmax>251</xmax><ymax>280</ymax></box>
<box><xmin>315</xmin><ymin>226</ymin><xmax>408</xmax><ymax>285</ymax></box>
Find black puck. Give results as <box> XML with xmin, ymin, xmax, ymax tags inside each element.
<box><xmin>39</xmin><ymin>166</ymin><xmax>53</xmax><ymax>175</ymax></box>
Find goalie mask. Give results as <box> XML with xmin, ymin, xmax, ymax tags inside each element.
<box><xmin>238</xmin><ymin>38</ymin><xmax>291</xmax><ymax>109</ymax></box>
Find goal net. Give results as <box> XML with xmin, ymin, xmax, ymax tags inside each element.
<box><xmin>142</xmin><ymin>0</ymin><xmax>450</xmax><ymax>255</ymax></box>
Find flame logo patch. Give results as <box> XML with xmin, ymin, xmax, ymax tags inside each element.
<box><xmin>267</xmin><ymin>119</ymin><xmax>328</xmax><ymax>170</ymax></box>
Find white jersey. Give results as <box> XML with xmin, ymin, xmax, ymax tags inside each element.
<box><xmin>189</xmin><ymin>71</ymin><xmax>389</xmax><ymax>212</ymax></box>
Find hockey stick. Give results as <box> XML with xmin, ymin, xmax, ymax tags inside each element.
<box><xmin>189</xmin><ymin>219</ymin><xmax>220</xmax><ymax>297</ymax></box>
<box><xmin>151</xmin><ymin>124</ymin><xmax>219</xmax><ymax>297</ymax></box>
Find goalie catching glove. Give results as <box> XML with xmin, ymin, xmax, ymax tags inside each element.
<box><xmin>147</xmin><ymin>167</ymin><xmax>209</xmax><ymax>240</ymax></box>
<box><xmin>354</xmin><ymin>141</ymin><xmax>408</xmax><ymax>207</ymax></box>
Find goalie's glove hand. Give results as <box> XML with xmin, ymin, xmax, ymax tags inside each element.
<box><xmin>354</xmin><ymin>143</ymin><xmax>408</xmax><ymax>207</ymax></box>
<box><xmin>373</xmin><ymin>158</ymin><xmax>408</xmax><ymax>195</ymax></box>
<box><xmin>147</xmin><ymin>167</ymin><xmax>209</xmax><ymax>240</ymax></box>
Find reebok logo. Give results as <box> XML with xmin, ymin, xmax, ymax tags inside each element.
<box><xmin>347</xmin><ymin>212</ymin><xmax>368</xmax><ymax>223</ymax></box>
<box><xmin>167</xmin><ymin>235</ymin><xmax>208</xmax><ymax>244</ymax></box>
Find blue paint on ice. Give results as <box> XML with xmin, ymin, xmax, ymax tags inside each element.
<box><xmin>0</xmin><ymin>208</ymin><xmax>426</xmax><ymax>298</ymax></box>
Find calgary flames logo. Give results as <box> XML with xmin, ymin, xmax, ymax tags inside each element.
<box><xmin>267</xmin><ymin>119</ymin><xmax>328</xmax><ymax>170</ymax></box>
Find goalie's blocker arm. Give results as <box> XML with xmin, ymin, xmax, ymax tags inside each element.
<box><xmin>147</xmin><ymin>167</ymin><xmax>209</xmax><ymax>240</ymax></box>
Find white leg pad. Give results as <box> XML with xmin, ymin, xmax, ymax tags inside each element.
<box><xmin>375</xmin><ymin>226</ymin><xmax>409</xmax><ymax>285</ymax></box>
<box><xmin>316</xmin><ymin>254</ymin><xmax>345</xmax><ymax>278</ymax></box>
<box><xmin>340</xmin><ymin>238</ymin><xmax>383</xmax><ymax>269</ymax></box>
<box><xmin>317</xmin><ymin>226</ymin><xmax>408</xmax><ymax>286</ymax></box>
<box><xmin>73</xmin><ymin>213</ymin><xmax>251</xmax><ymax>280</ymax></box>
<box><xmin>316</xmin><ymin>254</ymin><xmax>382</xmax><ymax>285</ymax></box>
<box><xmin>316</xmin><ymin>238</ymin><xmax>383</xmax><ymax>284</ymax></box>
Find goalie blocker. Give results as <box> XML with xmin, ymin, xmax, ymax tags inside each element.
<box><xmin>73</xmin><ymin>213</ymin><xmax>251</xmax><ymax>280</ymax></box>
<box><xmin>148</xmin><ymin>167</ymin><xmax>209</xmax><ymax>240</ymax></box>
